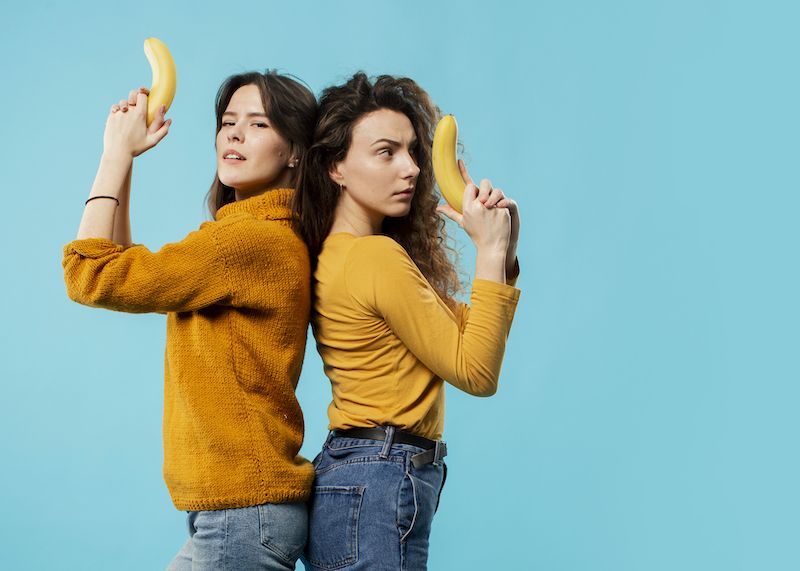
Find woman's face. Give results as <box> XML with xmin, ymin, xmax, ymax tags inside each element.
<box><xmin>216</xmin><ymin>84</ymin><xmax>295</xmax><ymax>199</ymax></box>
<box><xmin>330</xmin><ymin>108</ymin><xmax>421</xmax><ymax>225</ymax></box>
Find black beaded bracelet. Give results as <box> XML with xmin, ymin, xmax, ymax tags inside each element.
<box><xmin>85</xmin><ymin>195</ymin><xmax>120</xmax><ymax>206</ymax></box>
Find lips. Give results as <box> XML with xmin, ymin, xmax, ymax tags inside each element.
<box><xmin>222</xmin><ymin>149</ymin><xmax>246</xmax><ymax>160</ymax></box>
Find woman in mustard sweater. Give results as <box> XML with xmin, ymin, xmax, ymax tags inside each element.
<box><xmin>63</xmin><ymin>71</ymin><xmax>317</xmax><ymax>570</ymax></box>
<box><xmin>294</xmin><ymin>73</ymin><xmax>521</xmax><ymax>570</ymax></box>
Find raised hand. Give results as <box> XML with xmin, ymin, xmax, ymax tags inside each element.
<box><xmin>436</xmin><ymin>160</ymin><xmax>520</xmax><ymax>281</ymax></box>
<box><xmin>104</xmin><ymin>87</ymin><xmax>171</xmax><ymax>158</ymax></box>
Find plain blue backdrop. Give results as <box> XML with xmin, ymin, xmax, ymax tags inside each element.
<box><xmin>2</xmin><ymin>1</ymin><xmax>798</xmax><ymax>569</ymax></box>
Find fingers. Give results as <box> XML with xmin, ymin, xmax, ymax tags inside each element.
<box><xmin>135</xmin><ymin>91</ymin><xmax>149</xmax><ymax>111</ymax></box>
<box><xmin>496</xmin><ymin>197</ymin><xmax>517</xmax><ymax>210</ymax></box>
<box><xmin>462</xmin><ymin>182</ymin><xmax>479</xmax><ymax>210</ymax></box>
<box><xmin>476</xmin><ymin>179</ymin><xmax>493</xmax><ymax>204</ymax></box>
<box><xmin>483</xmin><ymin>187</ymin><xmax>506</xmax><ymax>208</ymax></box>
<box><xmin>110</xmin><ymin>88</ymin><xmax>148</xmax><ymax>114</ymax></box>
<box><xmin>457</xmin><ymin>159</ymin><xmax>476</xmax><ymax>187</ymax></box>
<box><xmin>473</xmin><ymin>178</ymin><xmax>507</xmax><ymax>209</ymax></box>
<box><xmin>128</xmin><ymin>87</ymin><xmax>148</xmax><ymax>105</ymax></box>
<box><xmin>436</xmin><ymin>203</ymin><xmax>464</xmax><ymax>226</ymax></box>
<box><xmin>148</xmin><ymin>104</ymin><xmax>167</xmax><ymax>133</ymax></box>
<box><xmin>149</xmin><ymin>118</ymin><xmax>172</xmax><ymax>145</ymax></box>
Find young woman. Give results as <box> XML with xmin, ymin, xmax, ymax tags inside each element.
<box><xmin>294</xmin><ymin>72</ymin><xmax>521</xmax><ymax>570</ymax></box>
<box><xmin>62</xmin><ymin>71</ymin><xmax>317</xmax><ymax>570</ymax></box>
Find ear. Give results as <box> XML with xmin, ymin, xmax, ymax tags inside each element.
<box><xmin>328</xmin><ymin>161</ymin><xmax>345</xmax><ymax>186</ymax></box>
<box><xmin>287</xmin><ymin>142</ymin><xmax>300</xmax><ymax>168</ymax></box>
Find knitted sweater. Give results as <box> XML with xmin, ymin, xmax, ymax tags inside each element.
<box><xmin>62</xmin><ymin>188</ymin><xmax>313</xmax><ymax>511</ymax></box>
<box><xmin>312</xmin><ymin>233</ymin><xmax>520</xmax><ymax>440</ymax></box>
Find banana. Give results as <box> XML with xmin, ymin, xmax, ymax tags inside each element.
<box><xmin>432</xmin><ymin>114</ymin><xmax>465</xmax><ymax>213</ymax></box>
<box><xmin>143</xmin><ymin>37</ymin><xmax>176</xmax><ymax>126</ymax></box>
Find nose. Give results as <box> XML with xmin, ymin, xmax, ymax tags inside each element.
<box><xmin>401</xmin><ymin>150</ymin><xmax>420</xmax><ymax>180</ymax></box>
<box><xmin>226</xmin><ymin>123</ymin><xmax>243</xmax><ymax>143</ymax></box>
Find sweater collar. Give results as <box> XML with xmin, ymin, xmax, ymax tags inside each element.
<box><xmin>216</xmin><ymin>187</ymin><xmax>296</xmax><ymax>221</ymax></box>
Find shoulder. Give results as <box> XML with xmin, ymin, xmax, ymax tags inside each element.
<box><xmin>210</xmin><ymin>214</ymin><xmax>308</xmax><ymax>268</ymax></box>
<box><xmin>342</xmin><ymin>235</ymin><xmax>422</xmax><ymax>287</ymax></box>
<box><xmin>213</xmin><ymin>213</ymin><xmax>302</xmax><ymax>244</ymax></box>
<box><xmin>345</xmin><ymin>235</ymin><xmax>412</xmax><ymax>267</ymax></box>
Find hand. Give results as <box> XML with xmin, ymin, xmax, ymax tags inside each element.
<box><xmin>437</xmin><ymin>160</ymin><xmax>510</xmax><ymax>256</ymax></box>
<box><xmin>103</xmin><ymin>87</ymin><xmax>171</xmax><ymax>158</ymax></box>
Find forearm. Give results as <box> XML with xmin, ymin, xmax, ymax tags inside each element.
<box><xmin>112</xmin><ymin>165</ymin><xmax>133</xmax><ymax>246</ymax></box>
<box><xmin>77</xmin><ymin>151</ymin><xmax>133</xmax><ymax>240</ymax></box>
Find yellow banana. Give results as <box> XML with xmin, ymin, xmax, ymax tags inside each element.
<box><xmin>432</xmin><ymin>114</ymin><xmax>465</xmax><ymax>213</ymax></box>
<box><xmin>143</xmin><ymin>37</ymin><xmax>176</xmax><ymax>126</ymax></box>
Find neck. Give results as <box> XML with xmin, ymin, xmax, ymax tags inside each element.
<box><xmin>330</xmin><ymin>194</ymin><xmax>384</xmax><ymax>237</ymax></box>
<box><xmin>234</xmin><ymin>170</ymin><xmax>294</xmax><ymax>202</ymax></box>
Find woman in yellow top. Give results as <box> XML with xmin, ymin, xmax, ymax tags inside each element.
<box><xmin>294</xmin><ymin>73</ymin><xmax>521</xmax><ymax>570</ymax></box>
<box><xmin>63</xmin><ymin>71</ymin><xmax>317</xmax><ymax>570</ymax></box>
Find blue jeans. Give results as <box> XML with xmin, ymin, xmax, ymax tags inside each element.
<box><xmin>302</xmin><ymin>429</ymin><xmax>447</xmax><ymax>571</ymax></box>
<box><xmin>166</xmin><ymin>502</ymin><xmax>307</xmax><ymax>570</ymax></box>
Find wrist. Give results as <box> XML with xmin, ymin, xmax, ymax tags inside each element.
<box><xmin>101</xmin><ymin>148</ymin><xmax>134</xmax><ymax>166</ymax></box>
<box><xmin>474</xmin><ymin>248</ymin><xmax>507</xmax><ymax>284</ymax></box>
<box><xmin>476</xmin><ymin>245</ymin><xmax>507</xmax><ymax>262</ymax></box>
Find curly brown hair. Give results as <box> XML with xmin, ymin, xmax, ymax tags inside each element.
<box><xmin>293</xmin><ymin>72</ymin><xmax>462</xmax><ymax>307</ymax></box>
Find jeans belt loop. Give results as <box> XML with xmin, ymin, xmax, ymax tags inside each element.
<box><xmin>433</xmin><ymin>440</ymin><xmax>443</xmax><ymax>466</ymax></box>
<box><xmin>379</xmin><ymin>425</ymin><xmax>396</xmax><ymax>459</ymax></box>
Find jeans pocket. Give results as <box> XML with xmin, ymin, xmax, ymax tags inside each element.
<box><xmin>305</xmin><ymin>486</ymin><xmax>365</xmax><ymax>570</ymax></box>
<box><xmin>397</xmin><ymin>472</ymin><xmax>419</xmax><ymax>543</ymax></box>
<box><xmin>259</xmin><ymin>502</ymin><xmax>308</xmax><ymax>565</ymax></box>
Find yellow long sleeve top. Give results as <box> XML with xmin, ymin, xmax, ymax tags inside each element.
<box><xmin>312</xmin><ymin>233</ymin><xmax>521</xmax><ymax>440</ymax></box>
<box><xmin>62</xmin><ymin>188</ymin><xmax>313</xmax><ymax>511</ymax></box>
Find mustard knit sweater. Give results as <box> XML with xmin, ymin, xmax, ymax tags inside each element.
<box><xmin>62</xmin><ymin>188</ymin><xmax>313</xmax><ymax>511</ymax></box>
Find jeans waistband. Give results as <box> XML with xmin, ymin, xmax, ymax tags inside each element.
<box><xmin>329</xmin><ymin>426</ymin><xmax>447</xmax><ymax>468</ymax></box>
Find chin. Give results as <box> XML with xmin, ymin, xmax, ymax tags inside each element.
<box><xmin>389</xmin><ymin>206</ymin><xmax>413</xmax><ymax>218</ymax></box>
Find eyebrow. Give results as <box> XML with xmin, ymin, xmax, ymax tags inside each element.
<box><xmin>371</xmin><ymin>137</ymin><xmax>418</xmax><ymax>147</ymax></box>
<box><xmin>222</xmin><ymin>111</ymin><xmax>269</xmax><ymax>118</ymax></box>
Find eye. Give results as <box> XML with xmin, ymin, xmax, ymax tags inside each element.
<box><xmin>253</xmin><ymin>122</ymin><xmax>269</xmax><ymax>128</ymax></box>
<box><xmin>378</xmin><ymin>147</ymin><xmax>393</xmax><ymax>157</ymax></box>
<box><xmin>221</xmin><ymin>121</ymin><xmax>235</xmax><ymax>127</ymax></box>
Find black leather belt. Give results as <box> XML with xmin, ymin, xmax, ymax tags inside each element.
<box><xmin>333</xmin><ymin>427</ymin><xmax>448</xmax><ymax>468</ymax></box>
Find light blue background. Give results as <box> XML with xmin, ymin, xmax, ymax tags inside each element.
<box><xmin>2</xmin><ymin>1</ymin><xmax>798</xmax><ymax>569</ymax></box>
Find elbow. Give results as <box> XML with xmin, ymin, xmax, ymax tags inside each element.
<box><xmin>472</xmin><ymin>383</ymin><xmax>498</xmax><ymax>398</ymax></box>
<box><xmin>64</xmin><ymin>270</ymin><xmax>111</xmax><ymax>309</ymax></box>
<box><xmin>458</xmin><ymin>375</ymin><xmax>498</xmax><ymax>397</ymax></box>
<box><xmin>65</xmin><ymin>281</ymin><xmax>100</xmax><ymax>308</ymax></box>
<box><xmin>64</xmin><ymin>276</ymin><xmax>89</xmax><ymax>305</ymax></box>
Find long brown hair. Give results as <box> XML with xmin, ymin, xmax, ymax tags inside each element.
<box><xmin>206</xmin><ymin>71</ymin><xmax>318</xmax><ymax>217</ymax></box>
<box><xmin>293</xmin><ymin>72</ymin><xmax>461</xmax><ymax>307</ymax></box>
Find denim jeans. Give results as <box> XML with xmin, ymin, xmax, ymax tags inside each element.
<box><xmin>166</xmin><ymin>501</ymin><xmax>307</xmax><ymax>571</ymax></box>
<box><xmin>302</xmin><ymin>429</ymin><xmax>447</xmax><ymax>571</ymax></box>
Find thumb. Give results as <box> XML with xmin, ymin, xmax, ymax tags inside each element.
<box><xmin>148</xmin><ymin>104</ymin><xmax>166</xmax><ymax>134</ymax></box>
<box><xmin>436</xmin><ymin>203</ymin><xmax>463</xmax><ymax>226</ymax></box>
<box><xmin>148</xmin><ymin>118</ymin><xmax>172</xmax><ymax>146</ymax></box>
